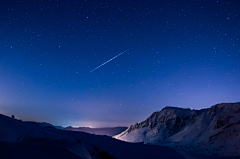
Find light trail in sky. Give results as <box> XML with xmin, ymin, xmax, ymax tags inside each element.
<box><xmin>90</xmin><ymin>49</ymin><xmax>129</xmax><ymax>73</ymax></box>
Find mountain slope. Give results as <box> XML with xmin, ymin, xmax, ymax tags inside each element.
<box><xmin>0</xmin><ymin>113</ymin><xmax>184</xmax><ymax>159</ymax></box>
<box><xmin>114</xmin><ymin>102</ymin><xmax>240</xmax><ymax>157</ymax></box>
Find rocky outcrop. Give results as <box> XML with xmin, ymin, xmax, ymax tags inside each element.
<box><xmin>114</xmin><ymin>102</ymin><xmax>240</xmax><ymax>157</ymax></box>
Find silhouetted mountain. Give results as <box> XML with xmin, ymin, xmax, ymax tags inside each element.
<box><xmin>0</xmin><ymin>113</ymin><xmax>184</xmax><ymax>159</ymax></box>
<box><xmin>25</xmin><ymin>121</ymin><xmax>64</xmax><ymax>129</ymax></box>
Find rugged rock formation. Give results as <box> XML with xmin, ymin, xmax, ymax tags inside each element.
<box><xmin>114</xmin><ymin>102</ymin><xmax>240</xmax><ymax>157</ymax></box>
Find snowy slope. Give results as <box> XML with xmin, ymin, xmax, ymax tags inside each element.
<box><xmin>0</xmin><ymin>113</ymin><xmax>184</xmax><ymax>159</ymax></box>
<box><xmin>114</xmin><ymin>102</ymin><xmax>240</xmax><ymax>157</ymax></box>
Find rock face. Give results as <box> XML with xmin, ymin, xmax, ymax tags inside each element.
<box><xmin>114</xmin><ymin>102</ymin><xmax>240</xmax><ymax>157</ymax></box>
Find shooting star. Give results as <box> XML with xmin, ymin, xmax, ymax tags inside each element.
<box><xmin>90</xmin><ymin>49</ymin><xmax>129</xmax><ymax>73</ymax></box>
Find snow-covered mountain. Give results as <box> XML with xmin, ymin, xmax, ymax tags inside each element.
<box><xmin>63</xmin><ymin>126</ymin><xmax>127</xmax><ymax>136</ymax></box>
<box><xmin>0</xmin><ymin>113</ymin><xmax>184</xmax><ymax>159</ymax></box>
<box><xmin>114</xmin><ymin>102</ymin><xmax>240</xmax><ymax>157</ymax></box>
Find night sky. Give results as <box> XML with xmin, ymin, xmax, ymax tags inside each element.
<box><xmin>0</xmin><ymin>0</ymin><xmax>239</xmax><ymax>127</ymax></box>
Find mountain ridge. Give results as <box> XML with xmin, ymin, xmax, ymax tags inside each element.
<box><xmin>114</xmin><ymin>102</ymin><xmax>240</xmax><ymax>157</ymax></box>
<box><xmin>0</xmin><ymin>111</ymin><xmax>185</xmax><ymax>159</ymax></box>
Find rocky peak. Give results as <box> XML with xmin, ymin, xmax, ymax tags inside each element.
<box><xmin>122</xmin><ymin>102</ymin><xmax>240</xmax><ymax>135</ymax></box>
<box><xmin>208</xmin><ymin>102</ymin><xmax>240</xmax><ymax>117</ymax></box>
<box><xmin>126</xmin><ymin>107</ymin><xmax>194</xmax><ymax>133</ymax></box>
<box><xmin>114</xmin><ymin>102</ymin><xmax>240</xmax><ymax>157</ymax></box>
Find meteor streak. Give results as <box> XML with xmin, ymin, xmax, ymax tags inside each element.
<box><xmin>90</xmin><ymin>49</ymin><xmax>129</xmax><ymax>73</ymax></box>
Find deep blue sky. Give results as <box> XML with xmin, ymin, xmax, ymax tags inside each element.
<box><xmin>0</xmin><ymin>0</ymin><xmax>239</xmax><ymax>127</ymax></box>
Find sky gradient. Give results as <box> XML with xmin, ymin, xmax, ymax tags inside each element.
<box><xmin>0</xmin><ymin>0</ymin><xmax>239</xmax><ymax>127</ymax></box>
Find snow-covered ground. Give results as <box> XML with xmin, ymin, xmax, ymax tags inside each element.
<box><xmin>114</xmin><ymin>102</ymin><xmax>240</xmax><ymax>158</ymax></box>
<box><xmin>1</xmin><ymin>102</ymin><xmax>239</xmax><ymax>159</ymax></box>
<box><xmin>0</xmin><ymin>113</ymin><xmax>184</xmax><ymax>159</ymax></box>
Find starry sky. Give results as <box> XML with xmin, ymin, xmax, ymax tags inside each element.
<box><xmin>0</xmin><ymin>0</ymin><xmax>239</xmax><ymax>127</ymax></box>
